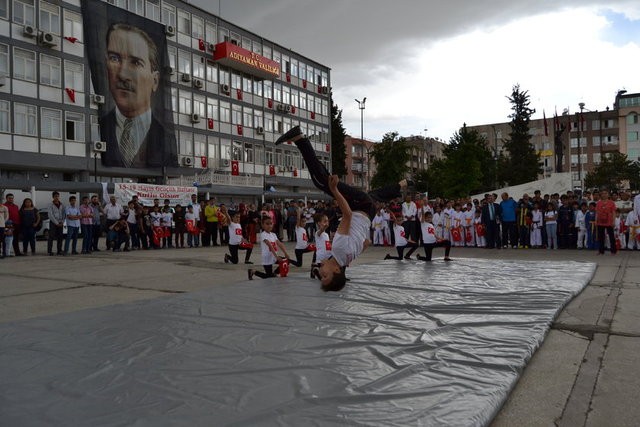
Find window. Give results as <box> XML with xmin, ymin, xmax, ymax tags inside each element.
<box><xmin>193</xmin><ymin>94</ymin><xmax>205</xmax><ymax>117</ymax></box>
<box><xmin>15</xmin><ymin>103</ymin><xmax>37</xmax><ymax>136</ymax></box>
<box><xmin>273</xmin><ymin>83</ymin><xmax>281</xmax><ymax>102</ymax></box>
<box><xmin>218</xmin><ymin>27</ymin><xmax>229</xmax><ymax>44</ymax></box>
<box><xmin>13</xmin><ymin>0</ymin><xmax>35</xmax><ymax>26</ymax></box>
<box><xmin>232</xmin><ymin>104</ymin><xmax>242</xmax><ymax>125</ymax></box>
<box><xmin>298</xmin><ymin>62</ymin><xmax>306</xmax><ymax>80</ymax></box>
<box><xmin>242</xmin><ymin>76</ymin><xmax>251</xmax><ymax>93</ymax></box>
<box><xmin>244</xmin><ymin>143</ymin><xmax>253</xmax><ymax>163</ymax></box>
<box><xmin>64</xmin><ymin>60</ymin><xmax>84</xmax><ymax>90</ymax></box>
<box><xmin>13</xmin><ymin>47</ymin><xmax>36</xmax><ymax>81</ymax></box>
<box><xmin>265</xmin><ymin>148</ymin><xmax>273</xmax><ymax>165</ymax></box>
<box><xmin>264</xmin><ymin>112</ymin><xmax>273</xmax><ymax>132</ymax></box>
<box><xmin>253</xmin><ymin>80</ymin><xmax>262</xmax><ymax>97</ymax></box>
<box><xmin>593</xmin><ymin>152</ymin><xmax>601</xmax><ymax>164</ymax></box>
<box><xmin>263</xmin><ymin>45</ymin><xmax>271</xmax><ymax>60</ymax></box>
<box><xmin>0</xmin><ymin>0</ymin><xmax>8</xmax><ymax>19</ymax></box>
<box><xmin>145</xmin><ymin>0</ymin><xmax>160</xmax><ymax>21</ymax></box>
<box><xmin>161</xmin><ymin>3</ymin><xmax>175</xmax><ymax>27</ymax></box>
<box><xmin>193</xmin><ymin>57</ymin><xmax>205</xmax><ymax>79</ymax></box>
<box><xmin>206</xmin><ymin>63</ymin><xmax>217</xmax><ymax>83</ymax></box>
<box><xmin>179</xmin><ymin>90</ymin><xmax>191</xmax><ymax>114</ymax></box>
<box><xmin>168</xmin><ymin>46</ymin><xmax>176</xmax><ymax>69</ymax></box>
<box><xmin>219</xmin><ymin>101</ymin><xmax>230</xmax><ymax>123</ymax></box>
<box><xmin>219</xmin><ymin>68</ymin><xmax>229</xmax><ymax>85</ymax></box>
<box><xmin>255</xmin><ymin>145</ymin><xmax>264</xmax><ymax>164</ymax></box>
<box><xmin>0</xmin><ymin>44</ymin><xmax>8</xmax><ymax>75</ymax></box>
<box><xmin>40</xmin><ymin>54</ymin><xmax>61</xmax><ymax>87</ymax></box>
<box><xmin>627</xmin><ymin>113</ymin><xmax>639</xmax><ymax>125</ymax></box>
<box><xmin>0</xmin><ymin>100</ymin><xmax>10</xmax><ymax>133</ymax></box>
<box><xmin>592</xmin><ymin>136</ymin><xmax>600</xmax><ymax>146</ymax></box>
<box><xmin>263</xmin><ymin>80</ymin><xmax>272</xmax><ymax>99</ymax></box>
<box><xmin>65</xmin><ymin>111</ymin><xmax>84</xmax><ymax>141</ymax></box>
<box><xmin>254</xmin><ymin>110</ymin><xmax>263</xmax><ymax>128</ymax></box>
<box><xmin>178</xmin><ymin>50</ymin><xmax>190</xmax><ymax>74</ymax></box>
<box><xmin>41</xmin><ymin>107</ymin><xmax>61</xmax><ymax>139</ymax></box>
<box><xmin>179</xmin><ymin>131</ymin><xmax>193</xmax><ymax>156</ymax></box>
<box><xmin>282</xmin><ymin>85</ymin><xmax>290</xmax><ymax>105</ymax></box>
<box><xmin>628</xmin><ymin>131</ymin><xmax>639</xmax><ymax>142</ymax></box>
<box><xmin>243</xmin><ymin>107</ymin><xmax>252</xmax><ymax>128</ymax></box>
<box><xmin>192</xmin><ymin>15</ymin><xmax>204</xmax><ymax>39</ymax></box>
<box><xmin>291</xmin><ymin>89</ymin><xmax>298</xmax><ymax>108</ymax></box>
<box><xmin>206</xmin><ymin>98</ymin><xmax>217</xmax><ymax>120</ymax></box>
<box><xmin>177</xmin><ymin>10</ymin><xmax>189</xmax><ymax>35</ymax></box>
<box><xmin>205</xmin><ymin>22</ymin><xmax>216</xmax><ymax>43</ymax></box>
<box><xmin>63</xmin><ymin>10</ymin><xmax>82</xmax><ymax>41</ymax></box>
<box><xmin>194</xmin><ymin>133</ymin><xmax>206</xmax><ymax>157</ymax></box>
<box><xmin>39</xmin><ymin>1</ymin><xmax>60</xmax><ymax>34</ymax></box>
<box><xmin>90</xmin><ymin>115</ymin><xmax>99</xmax><ymax>141</ymax></box>
<box><xmin>107</xmin><ymin>0</ymin><xmax>126</xmax><ymax>7</ymax></box>
<box><xmin>128</xmin><ymin>0</ymin><xmax>144</xmax><ymax>15</ymax></box>
<box><xmin>231</xmin><ymin>72</ymin><xmax>241</xmax><ymax>89</ymax></box>
<box><xmin>300</xmin><ymin>92</ymin><xmax>307</xmax><ymax>110</ymax></box>
<box><xmin>231</xmin><ymin>141</ymin><xmax>242</xmax><ymax>161</ymax></box>
<box><xmin>242</xmin><ymin>36</ymin><xmax>251</xmax><ymax>50</ymax></box>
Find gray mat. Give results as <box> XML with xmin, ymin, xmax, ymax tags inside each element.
<box><xmin>0</xmin><ymin>258</ymin><xmax>595</xmax><ymax>427</ymax></box>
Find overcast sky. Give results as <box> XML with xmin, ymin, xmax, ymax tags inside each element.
<box><xmin>190</xmin><ymin>0</ymin><xmax>640</xmax><ymax>143</ymax></box>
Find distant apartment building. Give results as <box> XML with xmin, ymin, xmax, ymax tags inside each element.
<box><xmin>344</xmin><ymin>136</ymin><xmax>375</xmax><ymax>191</ymax></box>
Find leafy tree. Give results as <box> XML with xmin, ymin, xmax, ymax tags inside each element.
<box><xmin>424</xmin><ymin>125</ymin><xmax>495</xmax><ymax>199</ymax></box>
<box><xmin>330</xmin><ymin>98</ymin><xmax>347</xmax><ymax>177</ymax></box>
<box><xmin>370</xmin><ymin>132</ymin><xmax>410</xmax><ymax>189</ymax></box>
<box><xmin>501</xmin><ymin>84</ymin><xmax>542</xmax><ymax>185</ymax></box>
<box><xmin>584</xmin><ymin>152</ymin><xmax>640</xmax><ymax>191</ymax></box>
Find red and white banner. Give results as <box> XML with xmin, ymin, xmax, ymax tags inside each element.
<box><xmin>114</xmin><ymin>183</ymin><xmax>196</xmax><ymax>207</ymax></box>
<box><xmin>231</xmin><ymin>160</ymin><xmax>240</xmax><ymax>176</ymax></box>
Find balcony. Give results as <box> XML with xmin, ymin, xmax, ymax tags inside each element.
<box><xmin>351</xmin><ymin>163</ymin><xmax>368</xmax><ymax>173</ymax></box>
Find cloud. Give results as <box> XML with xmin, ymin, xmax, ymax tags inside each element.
<box><xmin>190</xmin><ymin>1</ymin><xmax>640</xmax><ymax>141</ymax></box>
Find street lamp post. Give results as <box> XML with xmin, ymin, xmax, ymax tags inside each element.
<box><xmin>355</xmin><ymin>97</ymin><xmax>367</xmax><ymax>190</ymax></box>
<box><xmin>578</xmin><ymin>102</ymin><xmax>585</xmax><ymax>193</ymax></box>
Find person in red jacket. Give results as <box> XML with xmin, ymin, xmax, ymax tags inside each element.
<box><xmin>595</xmin><ymin>189</ymin><xmax>617</xmax><ymax>255</ymax></box>
<box><xmin>3</xmin><ymin>194</ymin><xmax>23</xmax><ymax>256</ymax></box>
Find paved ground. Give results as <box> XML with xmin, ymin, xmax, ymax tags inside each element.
<box><xmin>1</xmin><ymin>241</ymin><xmax>638</xmax><ymax>426</ymax></box>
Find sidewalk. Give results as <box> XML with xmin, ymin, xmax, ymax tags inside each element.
<box><xmin>1</xmin><ymin>243</ymin><xmax>638</xmax><ymax>426</ymax></box>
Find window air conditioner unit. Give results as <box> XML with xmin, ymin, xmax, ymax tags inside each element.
<box><xmin>190</xmin><ymin>113</ymin><xmax>200</xmax><ymax>123</ymax></box>
<box><xmin>276</xmin><ymin>104</ymin><xmax>285</xmax><ymax>112</ymax></box>
<box><xmin>91</xmin><ymin>94</ymin><xmax>105</xmax><ymax>104</ymax></box>
<box><xmin>182</xmin><ymin>156</ymin><xmax>194</xmax><ymax>167</ymax></box>
<box><xmin>181</xmin><ymin>73</ymin><xmax>191</xmax><ymax>83</ymax></box>
<box><xmin>165</xmin><ymin>25</ymin><xmax>175</xmax><ymax>37</ymax></box>
<box><xmin>287</xmin><ymin>165</ymin><xmax>294</xmax><ymax>171</ymax></box>
<box><xmin>193</xmin><ymin>78</ymin><xmax>203</xmax><ymax>89</ymax></box>
<box><xmin>23</xmin><ymin>25</ymin><xmax>37</xmax><ymax>38</ymax></box>
<box><xmin>220</xmin><ymin>159</ymin><xmax>230</xmax><ymax>167</ymax></box>
<box><xmin>93</xmin><ymin>141</ymin><xmax>107</xmax><ymax>153</ymax></box>
<box><xmin>285</xmin><ymin>105</ymin><xmax>292</xmax><ymax>114</ymax></box>
<box><xmin>220</xmin><ymin>83</ymin><xmax>230</xmax><ymax>94</ymax></box>
<box><xmin>166</xmin><ymin>66</ymin><xmax>175</xmax><ymax>75</ymax></box>
<box><xmin>321</xmin><ymin>86</ymin><xmax>329</xmax><ymax>94</ymax></box>
<box><xmin>256</xmin><ymin>126</ymin><xmax>265</xmax><ymax>135</ymax></box>
<box><xmin>39</xmin><ymin>32</ymin><xmax>57</xmax><ymax>47</ymax></box>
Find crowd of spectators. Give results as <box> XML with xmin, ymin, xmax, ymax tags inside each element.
<box><xmin>1</xmin><ymin>188</ymin><xmax>638</xmax><ymax>259</ymax></box>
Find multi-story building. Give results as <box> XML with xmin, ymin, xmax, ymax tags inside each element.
<box><xmin>344</xmin><ymin>136</ymin><xmax>375</xmax><ymax>191</ymax></box>
<box><xmin>0</xmin><ymin>0</ymin><xmax>331</xmax><ymax>203</ymax></box>
<box><xmin>470</xmin><ymin>92</ymin><xmax>632</xmax><ymax>190</ymax></box>
<box><xmin>403</xmin><ymin>135</ymin><xmax>445</xmax><ymax>177</ymax></box>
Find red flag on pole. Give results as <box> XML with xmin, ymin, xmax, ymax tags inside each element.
<box><xmin>200</xmin><ymin>156</ymin><xmax>207</xmax><ymax>168</ymax></box>
<box><xmin>231</xmin><ymin>160</ymin><xmax>239</xmax><ymax>176</ymax></box>
<box><xmin>543</xmin><ymin>110</ymin><xmax>548</xmax><ymax>136</ymax></box>
<box><xmin>269</xmin><ymin>165</ymin><xmax>276</xmax><ymax>176</ymax></box>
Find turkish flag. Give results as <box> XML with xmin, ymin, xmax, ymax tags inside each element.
<box><xmin>237</xmin><ymin>125</ymin><xmax>243</xmax><ymax>135</ymax></box>
<box><xmin>291</xmin><ymin>106</ymin><xmax>296</xmax><ymax>114</ymax></box>
<box><xmin>65</xmin><ymin>88</ymin><xmax>76</xmax><ymax>103</ymax></box>
<box><xmin>317</xmin><ymin>86</ymin><xmax>322</xmax><ymax>93</ymax></box>
<box><xmin>198</xmin><ymin>39</ymin><xmax>205</xmax><ymax>51</ymax></box>
<box><xmin>269</xmin><ymin>165</ymin><xmax>276</xmax><ymax>176</ymax></box>
<box><xmin>268</xmin><ymin>99</ymin><xmax>273</xmax><ymax>109</ymax></box>
<box><xmin>286</xmin><ymin>73</ymin><xmax>291</xmax><ymax>82</ymax></box>
<box><xmin>231</xmin><ymin>160</ymin><xmax>239</xmax><ymax>176</ymax></box>
<box><xmin>236</xmin><ymin>89</ymin><xmax>243</xmax><ymax>100</ymax></box>
<box><xmin>64</xmin><ymin>36</ymin><xmax>78</xmax><ymax>43</ymax></box>
<box><xmin>302</xmin><ymin>79</ymin><xmax>307</xmax><ymax>88</ymax></box>
<box><xmin>325</xmin><ymin>144</ymin><xmax>330</xmax><ymax>152</ymax></box>
<box><xmin>200</xmin><ymin>156</ymin><xmax>207</xmax><ymax>168</ymax></box>
<box><xmin>311</xmin><ymin>112</ymin><xmax>316</xmax><ymax>120</ymax></box>
<box><xmin>293</xmin><ymin>168</ymin><xmax>298</xmax><ymax>177</ymax></box>
<box><xmin>208</xmin><ymin>118</ymin><xmax>214</xmax><ymax>129</ymax></box>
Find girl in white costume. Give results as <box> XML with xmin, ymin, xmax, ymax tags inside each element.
<box><xmin>530</xmin><ymin>203</ymin><xmax>543</xmax><ymax>248</ymax></box>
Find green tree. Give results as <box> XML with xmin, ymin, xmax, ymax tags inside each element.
<box><xmin>584</xmin><ymin>152</ymin><xmax>640</xmax><ymax>191</ymax></box>
<box><xmin>501</xmin><ymin>84</ymin><xmax>542</xmax><ymax>185</ymax></box>
<box><xmin>330</xmin><ymin>98</ymin><xmax>347</xmax><ymax>177</ymax></box>
<box><xmin>370</xmin><ymin>132</ymin><xmax>410</xmax><ymax>189</ymax></box>
<box><xmin>424</xmin><ymin>125</ymin><xmax>495</xmax><ymax>199</ymax></box>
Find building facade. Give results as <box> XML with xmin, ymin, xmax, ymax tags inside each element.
<box><xmin>403</xmin><ymin>135</ymin><xmax>445</xmax><ymax>177</ymax></box>
<box><xmin>0</xmin><ymin>0</ymin><xmax>331</xmax><ymax>202</ymax></box>
<box><xmin>470</xmin><ymin>92</ymin><xmax>635</xmax><ymax>191</ymax></box>
<box><xmin>344</xmin><ymin>136</ymin><xmax>376</xmax><ymax>192</ymax></box>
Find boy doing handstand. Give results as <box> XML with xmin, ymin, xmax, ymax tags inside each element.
<box><xmin>276</xmin><ymin>126</ymin><xmax>408</xmax><ymax>291</ymax></box>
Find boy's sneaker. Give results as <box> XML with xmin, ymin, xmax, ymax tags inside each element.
<box><xmin>224</xmin><ymin>254</ymin><xmax>230</xmax><ymax>263</ymax></box>
<box><xmin>244</xmin><ymin>260</ymin><xmax>253</xmax><ymax>264</ymax></box>
<box><xmin>247</xmin><ymin>269</ymin><xmax>254</xmax><ymax>280</ymax></box>
<box><xmin>275</xmin><ymin>125</ymin><xmax>302</xmax><ymax>145</ymax></box>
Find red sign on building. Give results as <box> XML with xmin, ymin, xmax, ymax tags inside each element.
<box><xmin>212</xmin><ymin>42</ymin><xmax>280</xmax><ymax>80</ymax></box>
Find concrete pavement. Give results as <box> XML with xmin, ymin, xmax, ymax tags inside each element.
<box><xmin>1</xmin><ymin>242</ymin><xmax>638</xmax><ymax>426</ymax></box>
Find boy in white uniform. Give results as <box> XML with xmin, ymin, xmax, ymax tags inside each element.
<box><xmin>575</xmin><ymin>203</ymin><xmax>588</xmax><ymax>249</ymax></box>
<box><xmin>383</xmin><ymin>214</ymin><xmax>418</xmax><ymax>260</ymax></box>
<box><xmin>371</xmin><ymin>210</ymin><xmax>386</xmax><ymax>246</ymax></box>
<box><xmin>276</xmin><ymin>126</ymin><xmax>407</xmax><ymax>291</ymax></box>
<box><xmin>417</xmin><ymin>211</ymin><xmax>452</xmax><ymax>261</ymax></box>
<box><xmin>248</xmin><ymin>216</ymin><xmax>291</xmax><ymax>280</ymax></box>
<box><xmin>290</xmin><ymin>214</ymin><xmax>315</xmax><ymax>267</ymax></box>
<box><xmin>530</xmin><ymin>203</ymin><xmax>543</xmax><ymax>248</ymax></box>
<box><xmin>224</xmin><ymin>211</ymin><xmax>253</xmax><ymax>264</ymax></box>
<box><xmin>626</xmin><ymin>206</ymin><xmax>639</xmax><ymax>250</ymax></box>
